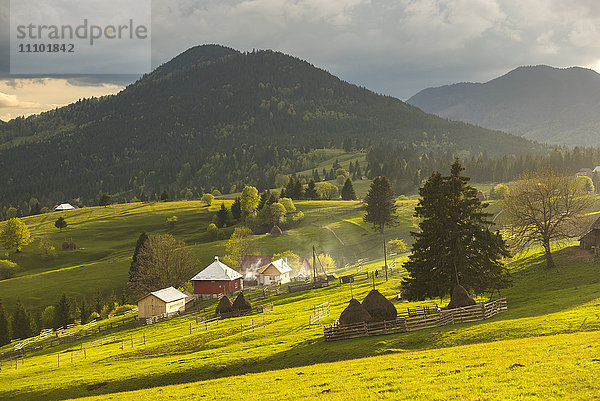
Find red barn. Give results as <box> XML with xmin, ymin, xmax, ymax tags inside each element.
<box><xmin>191</xmin><ymin>256</ymin><xmax>243</xmax><ymax>298</ymax></box>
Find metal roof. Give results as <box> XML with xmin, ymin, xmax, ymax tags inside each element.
<box><xmin>191</xmin><ymin>257</ymin><xmax>243</xmax><ymax>281</ymax></box>
<box><xmin>139</xmin><ymin>287</ymin><xmax>187</xmax><ymax>303</ymax></box>
<box><xmin>55</xmin><ymin>203</ymin><xmax>76</xmax><ymax>210</ymax></box>
<box><xmin>257</xmin><ymin>258</ymin><xmax>292</xmax><ymax>275</ymax></box>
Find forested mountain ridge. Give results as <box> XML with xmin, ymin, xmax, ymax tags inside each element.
<box><xmin>408</xmin><ymin>65</ymin><xmax>600</xmax><ymax>146</ymax></box>
<box><xmin>0</xmin><ymin>45</ymin><xmax>541</xmax><ymax>207</ymax></box>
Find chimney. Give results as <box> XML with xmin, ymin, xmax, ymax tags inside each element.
<box><xmin>215</xmin><ymin>256</ymin><xmax>219</xmax><ymax>261</ymax></box>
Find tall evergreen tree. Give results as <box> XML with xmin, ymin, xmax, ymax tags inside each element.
<box><xmin>231</xmin><ymin>198</ymin><xmax>242</xmax><ymax>221</ymax></box>
<box><xmin>363</xmin><ymin>176</ymin><xmax>396</xmax><ymax>233</ymax></box>
<box><xmin>130</xmin><ymin>232</ymin><xmax>149</xmax><ymax>282</ymax></box>
<box><xmin>0</xmin><ymin>301</ymin><xmax>10</xmax><ymax>346</ymax></box>
<box><xmin>305</xmin><ymin>179</ymin><xmax>318</xmax><ymax>199</ymax></box>
<box><xmin>13</xmin><ymin>300</ymin><xmax>32</xmax><ymax>339</ymax></box>
<box><xmin>341</xmin><ymin>178</ymin><xmax>357</xmax><ymax>200</ymax></box>
<box><xmin>80</xmin><ymin>298</ymin><xmax>89</xmax><ymax>324</ymax></box>
<box><xmin>402</xmin><ymin>159</ymin><xmax>511</xmax><ymax>304</ymax></box>
<box><xmin>54</xmin><ymin>293</ymin><xmax>71</xmax><ymax>329</ymax></box>
<box><xmin>216</xmin><ymin>202</ymin><xmax>229</xmax><ymax>227</ymax></box>
<box><xmin>293</xmin><ymin>179</ymin><xmax>304</xmax><ymax>199</ymax></box>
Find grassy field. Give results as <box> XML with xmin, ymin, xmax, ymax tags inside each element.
<box><xmin>0</xmin><ymin>198</ymin><xmax>421</xmax><ymax>312</ymax></box>
<box><xmin>2</xmin><ymin>243</ymin><xmax>600</xmax><ymax>400</ymax></box>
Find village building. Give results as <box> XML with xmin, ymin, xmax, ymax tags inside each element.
<box><xmin>55</xmin><ymin>203</ymin><xmax>77</xmax><ymax>211</ymax></box>
<box><xmin>137</xmin><ymin>287</ymin><xmax>187</xmax><ymax>319</ymax></box>
<box><xmin>191</xmin><ymin>256</ymin><xmax>243</xmax><ymax>298</ymax></box>
<box><xmin>257</xmin><ymin>258</ymin><xmax>293</xmax><ymax>286</ymax></box>
<box><xmin>580</xmin><ymin>216</ymin><xmax>600</xmax><ymax>255</ymax></box>
<box><xmin>576</xmin><ymin>168</ymin><xmax>593</xmax><ymax>178</ymax></box>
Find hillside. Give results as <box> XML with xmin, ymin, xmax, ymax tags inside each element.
<box><xmin>0</xmin><ymin>45</ymin><xmax>540</xmax><ymax>207</ymax></box>
<box><xmin>2</xmin><ymin>245</ymin><xmax>600</xmax><ymax>400</ymax></box>
<box><xmin>408</xmin><ymin>65</ymin><xmax>600</xmax><ymax>146</ymax></box>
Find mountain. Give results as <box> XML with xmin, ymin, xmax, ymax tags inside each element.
<box><xmin>0</xmin><ymin>45</ymin><xmax>540</xmax><ymax>206</ymax></box>
<box><xmin>408</xmin><ymin>65</ymin><xmax>600</xmax><ymax>146</ymax></box>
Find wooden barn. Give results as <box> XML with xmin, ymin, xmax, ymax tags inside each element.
<box><xmin>580</xmin><ymin>216</ymin><xmax>600</xmax><ymax>254</ymax></box>
<box><xmin>257</xmin><ymin>258</ymin><xmax>293</xmax><ymax>286</ymax></box>
<box><xmin>191</xmin><ymin>256</ymin><xmax>243</xmax><ymax>298</ymax></box>
<box><xmin>137</xmin><ymin>287</ymin><xmax>187</xmax><ymax>319</ymax></box>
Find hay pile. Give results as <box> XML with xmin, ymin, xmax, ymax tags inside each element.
<box><xmin>270</xmin><ymin>225</ymin><xmax>283</xmax><ymax>236</ymax></box>
<box><xmin>215</xmin><ymin>295</ymin><xmax>233</xmax><ymax>315</ymax></box>
<box><xmin>445</xmin><ymin>284</ymin><xmax>476</xmax><ymax>309</ymax></box>
<box><xmin>339</xmin><ymin>299</ymin><xmax>371</xmax><ymax>326</ymax></box>
<box><xmin>232</xmin><ymin>292</ymin><xmax>252</xmax><ymax>311</ymax></box>
<box><xmin>362</xmin><ymin>289</ymin><xmax>397</xmax><ymax>322</ymax></box>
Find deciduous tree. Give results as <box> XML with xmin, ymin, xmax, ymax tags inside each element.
<box><xmin>502</xmin><ymin>168</ymin><xmax>595</xmax><ymax>269</ymax></box>
<box><xmin>240</xmin><ymin>186</ymin><xmax>260</xmax><ymax>218</ymax></box>
<box><xmin>223</xmin><ymin>226</ymin><xmax>253</xmax><ymax>269</ymax></box>
<box><xmin>0</xmin><ymin>218</ymin><xmax>32</xmax><ymax>253</ymax></box>
<box><xmin>55</xmin><ymin>217</ymin><xmax>67</xmax><ymax>232</ymax></box>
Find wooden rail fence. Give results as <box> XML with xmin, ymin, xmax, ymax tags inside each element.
<box><xmin>240</xmin><ymin>317</ymin><xmax>266</xmax><ymax>335</ymax></box>
<box><xmin>309</xmin><ymin>302</ymin><xmax>330</xmax><ymax>325</ymax></box>
<box><xmin>324</xmin><ymin>298</ymin><xmax>507</xmax><ymax>341</ymax></box>
<box><xmin>57</xmin><ymin>348</ymin><xmax>86</xmax><ymax>367</ymax></box>
<box><xmin>0</xmin><ymin>356</ymin><xmax>23</xmax><ymax>371</ymax></box>
<box><xmin>120</xmin><ymin>334</ymin><xmax>146</xmax><ymax>350</ymax></box>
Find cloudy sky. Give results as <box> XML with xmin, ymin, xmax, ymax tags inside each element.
<box><xmin>2</xmin><ymin>0</ymin><xmax>600</xmax><ymax>121</ymax></box>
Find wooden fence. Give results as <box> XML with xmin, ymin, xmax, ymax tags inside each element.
<box><xmin>120</xmin><ymin>334</ymin><xmax>146</xmax><ymax>350</ymax></box>
<box><xmin>309</xmin><ymin>302</ymin><xmax>330</xmax><ymax>325</ymax></box>
<box><xmin>324</xmin><ymin>298</ymin><xmax>507</xmax><ymax>341</ymax></box>
<box><xmin>57</xmin><ymin>348</ymin><xmax>86</xmax><ymax>367</ymax></box>
<box><xmin>0</xmin><ymin>356</ymin><xmax>23</xmax><ymax>371</ymax></box>
<box><xmin>240</xmin><ymin>317</ymin><xmax>266</xmax><ymax>335</ymax></box>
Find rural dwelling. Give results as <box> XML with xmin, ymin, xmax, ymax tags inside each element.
<box><xmin>576</xmin><ymin>168</ymin><xmax>593</xmax><ymax>178</ymax></box>
<box><xmin>55</xmin><ymin>203</ymin><xmax>77</xmax><ymax>211</ymax></box>
<box><xmin>580</xmin><ymin>216</ymin><xmax>600</xmax><ymax>255</ymax></box>
<box><xmin>137</xmin><ymin>287</ymin><xmax>187</xmax><ymax>319</ymax></box>
<box><xmin>257</xmin><ymin>258</ymin><xmax>292</xmax><ymax>286</ymax></box>
<box><xmin>191</xmin><ymin>256</ymin><xmax>243</xmax><ymax>298</ymax></box>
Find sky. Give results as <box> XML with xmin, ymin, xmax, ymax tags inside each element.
<box><xmin>1</xmin><ymin>0</ymin><xmax>600</xmax><ymax>121</ymax></box>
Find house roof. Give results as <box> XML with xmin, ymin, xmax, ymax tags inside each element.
<box><xmin>139</xmin><ymin>287</ymin><xmax>187</xmax><ymax>303</ymax></box>
<box><xmin>240</xmin><ymin>255</ymin><xmax>273</xmax><ymax>275</ymax></box>
<box><xmin>594</xmin><ymin>166</ymin><xmax>600</xmax><ymax>173</ymax></box>
<box><xmin>257</xmin><ymin>258</ymin><xmax>292</xmax><ymax>275</ymax></box>
<box><xmin>55</xmin><ymin>203</ymin><xmax>76</xmax><ymax>211</ymax></box>
<box><xmin>191</xmin><ymin>257</ymin><xmax>243</xmax><ymax>281</ymax></box>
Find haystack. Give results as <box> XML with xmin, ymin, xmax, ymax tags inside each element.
<box><xmin>270</xmin><ymin>225</ymin><xmax>283</xmax><ymax>236</ymax></box>
<box><xmin>232</xmin><ymin>292</ymin><xmax>252</xmax><ymax>311</ymax></box>
<box><xmin>215</xmin><ymin>295</ymin><xmax>234</xmax><ymax>315</ymax></box>
<box><xmin>445</xmin><ymin>284</ymin><xmax>476</xmax><ymax>309</ymax></box>
<box><xmin>62</xmin><ymin>241</ymin><xmax>70</xmax><ymax>250</ymax></box>
<box><xmin>362</xmin><ymin>289</ymin><xmax>397</xmax><ymax>322</ymax></box>
<box><xmin>339</xmin><ymin>299</ymin><xmax>371</xmax><ymax>326</ymax></box>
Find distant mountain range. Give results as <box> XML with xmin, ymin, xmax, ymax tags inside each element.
<box><xmin>0</xmin><ymin>45</ymin><xmax>539</xmax><ymax>205</ymax></box>
<box><xmin>408</xmin><ymin>65</ymin><xmax>600</xmax><ymax>147</ymax></box>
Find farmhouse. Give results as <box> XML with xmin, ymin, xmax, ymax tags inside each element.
<box><xmin>137</xmin><ymin>287</ymin><xmax>187</xmax><ymax>319</ymax></box>
<box><xmin>580</xmin><ymin>215</ymin><xmax>600</xmax><ymax>254</ymax></box>
<box><xmin>55</xmin><ymin>203</ymin><xmax>77</xmax><ymax>211</ymax></box>
<box><xmin>257</xmin><ymin>258</ymin><xmax>292</xmax><ymax>286</ymax></box>
<box><xmin>191</xmin><ymin>256</ymin><xmax>243</xmax><ymax>298</ymax></box>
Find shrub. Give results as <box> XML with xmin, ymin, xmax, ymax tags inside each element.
<box><xmin>201</xmin><ymin>193</ymin><xmax>215</xmax><ymax>206</ymax></box>
<box><xmin>0</xmin><ymin>260</ymin><xmax>19</xmax><ymax>280</ymax></box>
<box><xmin>111</xmin><ymin>304</ymin><xmax>136</xmax><ymax>316</ymax></box>
<box><xmin>87</xmin><ymin>312</ymin><xmax>100</xmax><ymax>322</ymax></box>
<box><xmin>207</xmin><ymin>223</ymin><xmax>219</xmax><ymax>240</ymax></box>
<box><xmin>41</xmin><ymin>306</ymin><xmax>56</xmax><ymax>329</ymax></box>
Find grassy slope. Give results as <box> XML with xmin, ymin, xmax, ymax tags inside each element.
<box><xmin>0</xmin><ymin>199</ymin><xmax>418</xmax><ymax>312</ymax></box>
<box><xmin>2</xmin><ymin>246</ymin><xmax>600</xmax><ymax>400</ymax></box>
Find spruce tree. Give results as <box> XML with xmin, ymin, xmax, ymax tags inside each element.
<box><xmin>54</xmin><ymin>293</ymin><xmax>71</xmax><ymax>329</ymax></box>
<box><xmin>341</xmin><ymin>178</ymin><xmax>357</xmax><ymax>200</ymax></box>
<box><xmin>402</xmin><ymin>159</ymin><xmax>511</xmax><ymax>304</ymax></box>
<box><xmin>0</xmin><ymin>301</ymin><xmax>10</xmax><ymax>346</ymax></box>
<box><xmin>363</xmin><ymin>176</ymin><xmax>396</xmax><ymax>233</ymax></box>
<box><xmin>305</xmin><ymin>179</ymin><xmax>318</xmax><ymax>199</ymax></box>
<box><xmin>130</xmin><ymin>232</ymin><xmax>149</xmax><ymax>282</ymax></box>
<box><xmin>231</xmin><ymin>198</ymin><xmax>242</xmax><ymax>220</ymax></box>
<box><xmin>216</xmin><ymin>202</ymin><xmax>229</xmax><ymax>227</ymax></box>
<box><xmin>13</xmin><ymin>300</ymin><xmax>32</xmax><ymax>339</ymax></box>
<box><xmin>80</xmin><ymin>298</ymin><xmax>89</xmax><ymax>324</ymax></box>
<box><xmin>293</xmin><ymin>179</ymin><xmax>304</xmax><ymax>199</ymax></box>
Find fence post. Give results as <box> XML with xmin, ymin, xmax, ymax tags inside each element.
<box><xmin>57</xmin><ymin>353</ymin><xmax>60</xmax><ymax>368</ymax></box>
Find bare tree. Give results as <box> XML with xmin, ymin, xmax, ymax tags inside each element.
<box><xmin>502</xmin><ymin>168</ymin><xmax>595</xmax><ymax>268</ymax></box>
<box><xmin>128</xmin><ymin>234</ymin><xmax>196</xmax><ymax>296</ymax></box>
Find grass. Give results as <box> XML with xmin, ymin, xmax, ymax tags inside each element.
<box><xmin>0</xmin><ymin>199</ymin><xmax>419</xmax><ymax>312</ymax></box>
<box><xmin>3</xmin><ymin>245</ymin><xmax>600</xmax><ymax>400</ymax></box>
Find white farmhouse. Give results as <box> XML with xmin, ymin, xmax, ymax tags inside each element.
<box><xmin>257</xmin><ymin>258</ymin><xmax>292</xmax><ymax>286</ymax></box>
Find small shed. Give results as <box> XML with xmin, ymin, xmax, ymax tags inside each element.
<box><xmin>191</xmin><ymin>256</ymin><xmax>243</xmax><ymax>298</ymax></box>
<box><xmin>137</xmin><ymin>287</ymin><xmax>187</xmax><ymax>319</ymax></box>
<box><xmin>55</xmin><ymin>203</ymin><xmax>77</xmax><ymax>211</ymax></box>
<box><xmin>257</xmin><ymin>258</ymin><xmax>292</xmax><ymax>286</ymax></box>
<box><xmin>270</xmin><ymin>225</ymin><xmax>283</xmax><ymax>236</ymax></box>
<box><xmin>580</xmin><ymin>215</ymin><xmax>600</xmax><ymax>254</ymax></box>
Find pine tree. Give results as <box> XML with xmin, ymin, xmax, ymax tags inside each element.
<box><xmin>341</xmin><ymin>178</ymin><xmax>357</xmax><ymax>200</ymax></box>
<box><xmin>0</xmin><ymin>301</ymin><xmax>10</xmax><ymax>346</ymax></box>
<box><xmin>54</xmin><ymin>293</ymin><xmax>71</xmax><ymax>329</ymax></box>
<box><xmin>160</xmin><ymin>190</ymin><xmax>170</xmax><ymax>201</ymax></box>
<box><xmin>80</xmin><ymin>298</ymin><xmax>89</xmax><ymax>324</ymax></box>
<box><xmin>13</xmin><ymin>300</ymin><xmax>32</xmax><ymax>339</ymax></box>
<box><xmin>363</xmin><ymin>176</ymin><xmax>396</xmax><ymax>233</ymax></box>
<box><xmin>293</xmin><ymin>179</ymin><xmax>304</xmax><ymax>199</ymax></box>
<box><xmin>216</xmin><ymin>202</ymin><xmax>229</xmax><ymax>227</ymax></box>
<box><xmin>231</xmin><ymin>198</ymin><xmax>242</xmax><ymax>220</ymax></box>
<box><xmin>305</xmin><ymin>179</ymin><xmax>318</xmax><ymax>199</ymax></box>
<box><xmin>402</xmin><ymin>159</ymin><xmax>511</xmax><ymax>304</ymax></box>
<box><xmin>130</xmin><ymin>232</ymin><xmax>149</xmax><ymax>283</ymax></box>
<box><xmin>93</xmin><ymin>289</ymin><xmax>104</xmax><ymax>314</ymax></box>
